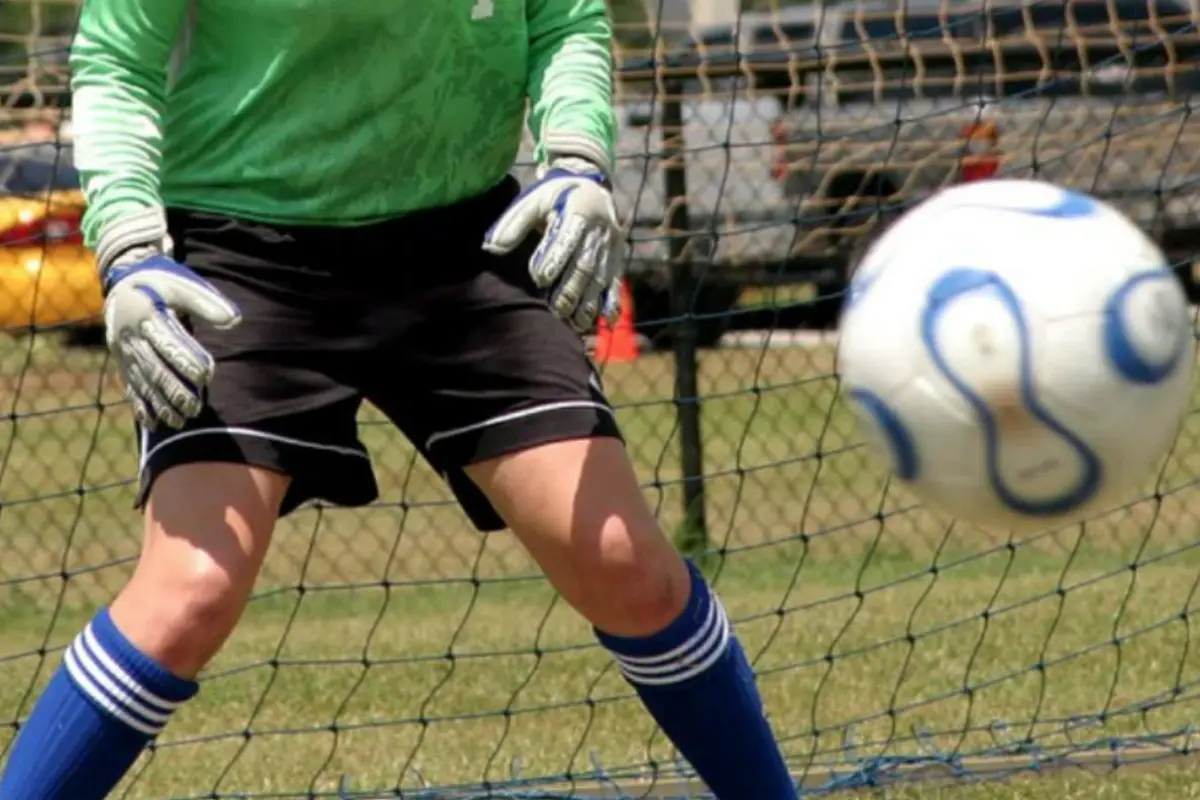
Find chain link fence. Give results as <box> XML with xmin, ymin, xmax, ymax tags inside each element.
<box><xmin>2</xmin><ymin>0</ymin><xmax>1200</xmax><ymax>609</ymax></box>
<box><xmin>2</xmin><ymin>1</ymin><xmax>1200</xmax><ymax>795</ymax></box>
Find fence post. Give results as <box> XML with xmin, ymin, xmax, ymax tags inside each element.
<box><xmin>660</xmin><ymin>80</ymin><xmax>709</xmax><ymax>557</ymax></box>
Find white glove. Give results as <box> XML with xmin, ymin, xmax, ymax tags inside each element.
<box><xmin>98</xmin><ymin>209</ymin><xmax>241</xmax><ymax>430</ymax></box>
<box><xmin>483</xmin><ymin>156</ymin><xmax>623</xmax><ymax>332</ymax></box>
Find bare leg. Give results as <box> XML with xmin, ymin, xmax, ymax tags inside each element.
<box><xmin>0</xmin><ymin>462</ymin><xmax>288</xmax><ymax>799</ymax></box>
<box><xmin>466</xmin><ymin>437</ymin><xmax>797</xmax><ymax>800</ymax></box>
<box><xmin>466</xmin><ymin>436</ymin><xmax>689</xmax><ymax>636</ymax></box>
<box><xmin>112</xmin><ymin>462</ymin><xmax>289</xmax><ymax>676</ymax></box>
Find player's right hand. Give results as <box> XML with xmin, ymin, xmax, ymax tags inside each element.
<box><xmin>102</xmin><ymin>252</ymin><xmax>241</xmax><ymax>430</ymax></box>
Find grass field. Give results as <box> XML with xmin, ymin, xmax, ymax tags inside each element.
<box><xmin>2</xmin><ymin>331</ymin><xmax>1200</xmax><ymax>798</ymax></box>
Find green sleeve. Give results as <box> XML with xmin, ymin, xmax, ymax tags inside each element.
<box><xmin>525</xmin><ymin>0</ymin><xmax>617</xmax><ymax>172</ymax></box>
<box><xmin>69</xmin><ymin>0</ymin><xmax>187</xmax><ymax>247</ymax></box>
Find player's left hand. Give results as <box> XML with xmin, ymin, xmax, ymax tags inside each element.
<box><xmin>483</xmin><ymin>156</ymin><xmax>623</xmax><ymax>332</ymax></box>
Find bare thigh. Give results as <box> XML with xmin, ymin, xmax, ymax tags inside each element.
<box><xmin>109</xmin><ymin>462</ymin><xmax>290</xmax><ymax>678</ymax></box>
<box><xmin>465</xmin><ymin>437</ymin><xmax>690</xmax><ymax>637</ymax></box>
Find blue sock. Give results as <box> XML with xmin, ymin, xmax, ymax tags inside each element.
<box><xmin>596</xmin><ymin>561</ymin><xmax>797</xmax><ymax>800</ymax></box>
<box><xmin>0</xmin><ymin>608</ymin><xmax>198</xmax><ymax>800</ymax></box>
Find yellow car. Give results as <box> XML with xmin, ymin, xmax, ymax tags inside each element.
<box><xmin>0</xmin><ymin>243</ymin><xmax>100</xmax><ymax>332</ymax></box>
<box><xmin>0</xmin><ymin>145</ymin><xmax>103</xmax><ymax>332</ymax></box>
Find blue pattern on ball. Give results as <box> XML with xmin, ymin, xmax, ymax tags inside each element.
<box><xmin>1103</xmin><ymin>269</ymin><xmax>1189</xmax><ymax>385</ymax></box>
<box><xmin>847</xmin><ymin>388</ymin><xmax>920</xmax><ymax>481</ymax></box>
<box><xmin>920</xmin><ymin>268</ymin><xmax>1102</xmax><ymax>516</ymax></box>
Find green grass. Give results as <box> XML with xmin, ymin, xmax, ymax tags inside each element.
<box><xmin>2</xmin><ymin>332</ymin><xmax>1200</xmax><ymax>798</ymax></box>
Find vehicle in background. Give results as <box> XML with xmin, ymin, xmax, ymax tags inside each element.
<box><xmin>0</xmin><ymin>140</ymin><xmax>99</xmax><ymax>336</ymax></box>
<box><xmin>604</xmin><ymin>0</ymin><xmax>1200</xmax><ymax>335</ymax></box>
<box><xmin>6</xmin><ymin>0</ymin><xmax>1200</xmax><ymax>348</ymax></box>
<box><xmin>766</xmin><ymin>0</ymin><xmax>1200</xmax><ymax>268</ymax></box>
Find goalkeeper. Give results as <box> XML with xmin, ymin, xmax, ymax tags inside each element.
<box><xmin>0</xmin><ymin>2</ymin><xmax>797</xmax><ymax>799</ymax></box>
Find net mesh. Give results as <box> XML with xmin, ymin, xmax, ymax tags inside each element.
<box><xmin>3</xmin><ymin>0</ymin><xmax>1200</xmax><ymax>796</ymax></box>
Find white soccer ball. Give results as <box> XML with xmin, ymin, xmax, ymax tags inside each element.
<box><xmin>837</xmin><ymin>179</ymin><xmax>1196</xmax><ymax>531</ymax></box>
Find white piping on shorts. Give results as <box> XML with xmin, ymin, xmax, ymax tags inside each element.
<box><xmin>138</xmin><ymin>426</ymin><xmax>369</xmax><ymax>475</ymax></box>
<box><xmin>424</xmin><ymin>401</ymin><xmax>614</xmax><ymax>451</ymax></box>
<box><xmin>138</xmin><ymin>400</ymin><xmax>614</xmax><ymax>476</ymax></box>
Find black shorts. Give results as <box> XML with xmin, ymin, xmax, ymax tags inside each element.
<box><xmin>139</xmin><ymin>177</ymin><xmax>620</xmax><ymax>531</ymax></box>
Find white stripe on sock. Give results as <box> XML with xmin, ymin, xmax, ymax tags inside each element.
<box><xmin>82</xmin><ymin>624</ymin><xmax>181</xmax><ymax>713</ymax></box>
<box><xmin>63</xmin><ymin>646</ymin><xmax>161</xmax><ymax>736</ymax></box>
<box><xmin>612</xmin><ymin>601</ymin><xmax>733</xmax><ymax>687</ymax></box>
<box><xmin>618</xmin><ymin>605</ymin><xmax>730</xmax><ymax>683</ymax></box>
<box><xmin>70</xmin><ymin>637</ymin><xmax>171</xmax><ymax>728</ymax></box>
<box><xmin>617</xmin><ymin>601</ymin><xmax>721</xmax><ymax>666</ymax></box>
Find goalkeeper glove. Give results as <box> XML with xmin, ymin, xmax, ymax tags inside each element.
<box><xmin>483</xmin><ymin>156</ymin><xmax>623</xmax><ymax>332</ymax></box>
<box><xmin>97</xmin><ymin>208</ymin><xmax>242</xmax><ymax>430</ymax></box>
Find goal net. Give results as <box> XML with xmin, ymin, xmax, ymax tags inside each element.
<box><xmin>2</xmin><ymin>0</ymin><xmax>1200</xmax><ymax>796</ymax></box>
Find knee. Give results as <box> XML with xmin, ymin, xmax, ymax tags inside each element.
<box><xmin>568</xmin><ymin>515</ymin><xmax>692</xmax><ymax>638</ymax></box>
<box><xmin>468</xmin><ymin>437</ymin><xmax>693</xmax><ymax>637</ymax></box>
<box><xmin>117</xmin><ymin>548</ymin><xmax>252</xmax><ymax>677</ymax></box>
<box><xmin>110</xmin><ymin>463</ymin><xmax>287</xmax><ymax>678</ymax></box>
<box><xmin>160</xmin><ymin>552</ymin><xmax>249</xmax><ymax>653</ymax></box>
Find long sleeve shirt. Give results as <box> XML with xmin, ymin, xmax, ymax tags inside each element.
<box><xmin>68</xmin><ymin>0</ymin><xmax>617</xmax><ymax>247</ymax></box>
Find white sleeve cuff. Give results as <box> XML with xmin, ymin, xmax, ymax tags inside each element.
<box><xmin>543</xmin><ymin>132</ymin><xmax>611</xmax><ymax>174</ymax></box>
<box><xmin>95</xmin><ymin>206</ymin><xmax>171</xmax><ymax>275</ymax></box>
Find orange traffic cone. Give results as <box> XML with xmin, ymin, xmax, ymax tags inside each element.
<box><xmin>594</xmin><ymin>281</ymin><xmax>639</xmax><ymax>364</ymax></box>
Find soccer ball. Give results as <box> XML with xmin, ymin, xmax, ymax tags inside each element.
<box><xmin>837</xmin><ymin>179</ymin><xmax>1195</xmax><ymax>531</ymax></box>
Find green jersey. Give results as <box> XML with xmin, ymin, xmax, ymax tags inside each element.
<box><xmin>69</xmin><ymin>0</ymin><xmax>617</xmax><ymax>247</ymax></box>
